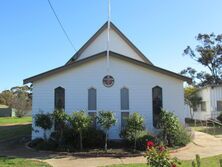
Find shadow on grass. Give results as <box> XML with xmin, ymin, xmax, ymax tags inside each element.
<box><xmin>0</xmin><ymin>124</ymin><xmax>31</xmax><ymax>142</ymax></box>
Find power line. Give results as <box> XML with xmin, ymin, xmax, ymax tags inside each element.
<box><xmin>47</xmin><ymin>0</ymin><xmax>77</xmax><ymax>51</ymax></box>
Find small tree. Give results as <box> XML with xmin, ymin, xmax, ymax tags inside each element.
<box><xmin>53</xmin><ymin>109</ymin><xmax>68</xmax><ymax>144</ymax></box>
<box><xmin>34</xmin><ymin>113</ymin><xmax>53</xmax><ymax>141</ymax></box>
<box><xmin>68</xmin><ymin>111</ymin><xmax>91</xmax><ymax>151</ymax></box>
<box><xmin>97</xmin><ymin>111</ymin><xmax>116</xmax><ymax>151</ymax></box>
<box><xmin>184</xmin><ymin>87</ymin><xmax>202</xmax><ymax>119</ymax></box>
<box><xmin>120</xmin><ymin>112</ymin><xmax>144</xmax><ymax>152</ymax></box>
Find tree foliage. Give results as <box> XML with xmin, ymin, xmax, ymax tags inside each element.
<box><xmin>97</xmin><ymin>111</ymin><xmax>116</xmax><ymax>151</ymax></box>
<box><xmin>120</xmin><ymin>112</ymin><xmax>144</xmax><ymax>151</ymax></box>
<box><xmin>181</xmin><ymin>33</ymin><xmax>222</xmax><ymax>87</ymax></box>
<box><xmin>158</xmin><ymin>110</ymin><xmax>190</xmax><ymax>147</ymax></box>
<box><xmin>184</xmin><ymin>87</ymin><xmax>202</xmax><ymax>119</ymax></box>
<box><xmin>68</xmin><ymin>111</ymin><xmax>92</xmax><ymax>151</ymax></box>
<box><xmin>0</xmin><ymin>85</ymin><xmax>32</xmax><ymax>117</ymax></box>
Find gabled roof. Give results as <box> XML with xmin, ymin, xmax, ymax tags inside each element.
<box><xmin>24</xmin><ymin>51</ymin><xmax>192</xmax><ymax>84</ymax></box>
<box><xmin>66</xmin><ymin>21</ymin><xmax>153</xmax><ymax>65</ymax></box>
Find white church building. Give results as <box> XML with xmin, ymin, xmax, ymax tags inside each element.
<box><xmin>24</xmin><ymin>22</ymin><xmax>191</xmax><ymax>139</ymax></box>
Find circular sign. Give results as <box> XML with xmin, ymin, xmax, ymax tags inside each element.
<box><xmin>103</xmin><ymin>75</ymin><xmax>114</xmax><ymax>87</ymax></box>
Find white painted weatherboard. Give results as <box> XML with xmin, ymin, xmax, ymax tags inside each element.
<box><xmin>191</xmin><ymin>86</ymin><xmax>222</xmax><ymax>120</ymax></box>
<box><xmin>76</xmin><ymin>27</ymin><xmax>145</xmax><ymax>62</ymax></box>
<box><xmin>32</xmin><ymin>56</ymin><xmax>184</xmax><ymax>140</ymax></box>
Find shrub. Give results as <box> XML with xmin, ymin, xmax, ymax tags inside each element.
<box><xmin>35</xmin><ymin>139</ymin><xmax>58</xmax><ymax>151</ymax></box>
<box><xmin>174</xmin><ymin>125</ymin><xmax>191</xmax><ymax>146</ymax></box>
<box><xmin>158</xmin><ymin>109</ymin><xmax>190</xmax><ymax>147</ymax></box>
<box><xmin>29</xmin><ymin>137</ymin><xmax>57</xmax><ymax>151</ymax></box>
<box><xmin>62</xmin><ymin>127</ymin><xmax>79</xmax><ymax>150</ymax></box>
<box><xmin>135</xmin><ymin>132</ymin><xmax>158</xmax><ymax>151</ymax></box>
<box><xmin>119</xmin><ymin>112</ymin><xmax>144</xmax><ymax>152</ymax></box>
<box><xmin>52</xmin><ymin>109</ymin><xmax>68</xmax><ymax>144</ymax></box>
<box><xmin>122</xmin><ymin>131</ymin><xmax>158</xmax><ymax>151</ymax></box>
<box><xmin>145</xmin><ymin>141</ymin><xmax>180</xmax><ymax>167</ymax></box>
<box><xmin>60</xmin><ymin>126</ymin><xmax>106</xmax><ymax>151</ymax></box>
<box><xmin>83</xmin><ymin>127</ymin><xmax>105</xmax><ymax>148</ymax></box>
<box><xmin>28</xmin><ymin>138</ymin><xmax>44</xmax><ymax>148</ymax></box>
<box><xmin>34</xmin><ymin>113</ymin><xmax>53</xmax><ymax>141</ymax></box>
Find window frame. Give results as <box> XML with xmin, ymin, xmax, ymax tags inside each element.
<box><xmin>120</xmin><ymin>87</ymin><xmax>129</xmax><ymax>110</ymax></box>
<box><xmin>200</xmin><ymin>101</ymin><xmax>206</xmax><ymax>112</ymax></box>
<box><xmin>152</xmin><ymin>86</ymin><xmax>163</xmax><ymax>128</ymax></box>
<box><xmin>217</xmin><ymin>101</ymin><xmax>222</xmax><ymax>112</ymax></box>
<box><xmin>54</xmin><ymin>86</ymin><xmax>65</xmax><ymax>110</ymax></box>
<box><xmin>88</xmin><ymin>87</ymin><xmax>97</xmax><ymax>111</ymax></box>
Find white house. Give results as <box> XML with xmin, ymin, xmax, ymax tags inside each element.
<box><xmin>190</xmin><ymin>85</ymin><xmax>222</xmax><ymax>120</ymax></box>
<box><xmin>24</xmin><ymin>22</ymin><xmax>191</xmax><ymax>140</ymax></box>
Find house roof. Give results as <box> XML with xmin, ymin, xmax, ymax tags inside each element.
<box><xmin>24</xmin><ymin>51</ymin><xmax>192</xmax><ymax>84</ymax></box>
<box><xmin>65</xmin><ymin>21</ymin><xmax>153</xmax><ymax>65</ymax></box>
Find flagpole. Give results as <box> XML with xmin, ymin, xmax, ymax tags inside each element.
<box><xmin>106</xmin><ymin>0</ymin><xmax>111</xmax><ymax>73</ymax></box>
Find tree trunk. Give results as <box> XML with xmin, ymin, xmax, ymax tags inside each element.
<box><xmin>105</xmin><ymin>130</ymin><xmax>108</xmax><ymax>152</ymax></box>
<box><xmin>59</xmin><ymin>123</ymin><xmax>64</xmax><ymax>144</ymax></box>
<box><xmin>44</xmin><ymin>130</ymin><xmax>47</xmax><ymax>141</ymax></box>
<box><xmin>189</xmin><ymin>106</ymin><xmax>194</xmax><ymax>120</ymax></box>
<box><xmin>134</xmin><ymin>137</ymin><xmax>137</xmax><ymax>152</ymax></box>
<box><xmin>80</xmin><ymin>131</ymin><xmax>83</xmax><ymax>151</ymax></box>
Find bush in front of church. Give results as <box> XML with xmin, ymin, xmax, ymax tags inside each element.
<box><xmin>120</xmin><ymin>112</ymin><xmax>159</xmax><ymax>151</ymax></box>
<box><xmin>158</xmin><ymin>109</ymin><xmax>191</xmax><ymax>147</ymax></box>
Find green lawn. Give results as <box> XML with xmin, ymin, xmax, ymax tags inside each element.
<box><xmin>106</xmin><ymin>154</ymin><xmax>222</xmax><ymax>167</ymax></box>
<box><xmin>0</xmin><ymin>117</ymin><xmax>32</xmax><ymax>125</ymax></box>
<box><xmin>0</xmin><ymin>157</ymin><xmax>51</xmax><ymax>167</ymax></box>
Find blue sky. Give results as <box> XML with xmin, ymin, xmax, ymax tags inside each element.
<box><xmin>0</xmin><ymin>0</ymin><xmax>222</xmax><ymax>91</ymax></box>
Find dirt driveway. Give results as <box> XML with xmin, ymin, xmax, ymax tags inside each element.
<box><xmin>1</xmin><ymin>131</ymin><xmax>222</xmax><ymax>167</ymax></box>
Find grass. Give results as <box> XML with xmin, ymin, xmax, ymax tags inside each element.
<box><xmin>192</xmin><ymin>126</ymin><xmax>222</xmax><ymax>136</ymax></box>
<box><xmin>0</xmin><ymin>117</ymin><xmax>32</xmax><ymax>125</ymax></box>
<box><xmin>106</xmin><ymin>154</ymin><xmax>222</xmax><ymax>167</ymax></box>
<box><xmin>0</xmin><ymin>117</ymin><xmax>51</xmax><ymax>167</ymax></box>
<box><xmin>0</xmin><ymin>156</ymin><xmax>51</xmax><ymax>167</ymax></box>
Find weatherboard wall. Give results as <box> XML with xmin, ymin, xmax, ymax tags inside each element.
<box><xmin>31</xmin><ymin>56</ymin><xmax>184</xmax><ymax>140</ymax></box>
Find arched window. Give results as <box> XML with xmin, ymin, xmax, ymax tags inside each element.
<box><xmin>54</xmin><ymin>87</ymin><xmax>65</xmax><ymax>110</ymax></box>
<box><xmin>88</xmin><ymin>88</ymin><xmax>97</xmax><ymax>110</ymax></box>
<box><xmin>121</xmin><ymin>87</ymin><xmax>129</xmax><ymax>110</ymax></box>
<box><xmin>152</xmin><ymin>86</ymin><xmax>162</xmax><ymax>128</ymax></box>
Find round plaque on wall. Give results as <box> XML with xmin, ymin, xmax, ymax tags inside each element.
<box><xmin>103</xmin><ymin>75</ymin><xmax>114</xmax><ymax>87</ymax></box>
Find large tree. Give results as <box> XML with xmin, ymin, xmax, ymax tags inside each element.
<box><xmin>181</xmin><ymin>33</ymin><xmax>222</xmax><ymax>87</ymax></box>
